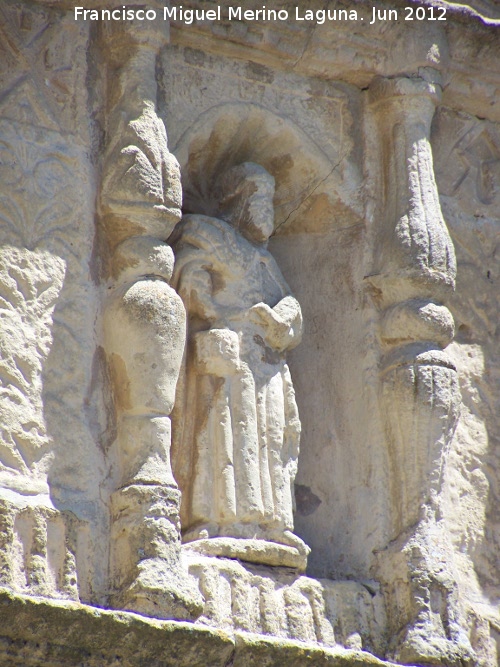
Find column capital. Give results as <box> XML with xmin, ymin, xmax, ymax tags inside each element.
<box><xmin>368</xmin><ymin>73</ymin><xmax>442</xmax><ymax>107</ymax></box>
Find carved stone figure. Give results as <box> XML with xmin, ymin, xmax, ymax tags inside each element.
<box><xmin>172</xmin><ymin>162</ymin><xmax>308</xmax><ymax>569</ymax></box>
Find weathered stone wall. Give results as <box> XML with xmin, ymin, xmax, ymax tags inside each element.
<box><xmin>0</xmin><ymin>1</ymin><xmax>498</xmax><ymax>665</ymax></box>
<box><xmin>0</xmin><ymin>0</ymin><xmax>108</xmax><ymax>604</ymax></box>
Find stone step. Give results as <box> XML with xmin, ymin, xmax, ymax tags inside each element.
<box><xmin>185</xmin><ymin>550</ymin><xmax>386</xmax><ymax>657</ymax></box>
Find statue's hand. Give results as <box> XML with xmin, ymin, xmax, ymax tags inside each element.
<box><xmin>192</xmin><ymin>328</ymin><xmax>240</xmax><ymax>375</ymax></box>
<box><xmin>249</xmin><ymin>302</ymin><xmax>283</xmax><ymax>328</ymax></box>
<box><xmin>249</xmin><ymin>302</ymin><xmax>274</xmax><ymax>323</ymax></box>
<box><xmin>248</xmin><ymin>302</ymin><xmax>293</xmax><ymax>351</ymax></box>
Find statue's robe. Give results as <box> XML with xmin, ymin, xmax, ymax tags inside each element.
<box><xmin>172</xmin><ymin>215</ymin><xmax>302</xmax><ymax>541</ymax></box>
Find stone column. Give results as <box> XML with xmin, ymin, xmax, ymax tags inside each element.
<box><xmin>97</xmin><ymin>19</ymin><xmax>202</xmax><ymax>620</ymax></box>
<box><xmin>367</xmin><ymin>74</ymin><xmax>472</xmax><ymax>665</ymax></box>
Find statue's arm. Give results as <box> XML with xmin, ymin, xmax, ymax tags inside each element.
<box><xmin>177</xmin><ymin>260</ymin><xmax>242</xmax><ymax>374</ymax></box>
<box><xmin>177</xmin><ymin>264</ymin><xmax>218</xmax><ymax>325</ymax></box>
<box><xmin>274</xmin><ymin>295</ymin><xmax>303</xmax><ymax>345</ymax></box>
<box><xmin>177</xmin><ymin>261</ymin><xmax>244</xmax><ymax>328</ymax></box>
<box><xmin>248</xmin><ymin>253</ymin><xmax>303</xmax><ymax>351</ymax></box>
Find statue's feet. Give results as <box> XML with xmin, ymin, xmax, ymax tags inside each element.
<box><xmin>270</xmin><ymin>529</ymin><xmax>310</xmax><ymax>557</ymax></box>
<box><xmin>182</xmin><ymin>526</ymin><xmax>309</xmax><ymax>571</ymax></box>
<box><xmin>112</xmin><ymin>558</ymin><xmax>203</xmax><ymax>621</ymax></box>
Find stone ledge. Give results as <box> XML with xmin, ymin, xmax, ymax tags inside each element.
<box><xmin>0</xmin><ymin>589</ymin><xmax>402</xmax><ymax>667</ymax></box>
<box><xmin>232</xmin><ymin>634</ymin><xmax>400</xmax><ymax>667</ymax></box>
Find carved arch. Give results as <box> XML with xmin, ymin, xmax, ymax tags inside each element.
<box><xmin>172</xmin><ymin>102</ymin><xmax>360</xmax><ymax>235</ymax></box>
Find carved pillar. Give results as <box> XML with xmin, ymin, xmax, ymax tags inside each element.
<box><xmin>97</xmin><ymin>19</ymin><xmax>202</xmax><ymax>620</ymax></box>
<box><xmin>367</xmin><ymin>75</ymin><xmax>472</xmax><ymax>664</ymax></box>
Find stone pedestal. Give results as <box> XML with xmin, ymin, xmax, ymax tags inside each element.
<box><xmin>183</xmin><ymin>548</ymin><xmax>386</xmax><ymax>656</ymax></box>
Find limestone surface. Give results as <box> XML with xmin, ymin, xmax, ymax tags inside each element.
<box><xmin>0</xmin><ymin>1</ymin><xmax>499</xmax><ymax>666</ymax></box>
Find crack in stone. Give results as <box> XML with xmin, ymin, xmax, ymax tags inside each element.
<box><xmin>272</xmin><ymin>150</ymin><xmax>349</xmax><ymax>235</ymax></box>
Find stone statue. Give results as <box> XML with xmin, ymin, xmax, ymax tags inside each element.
<box><xmin>172</xmin><ymin>162</ymin><xmax>309</xmax><ymax>569</ymax></box>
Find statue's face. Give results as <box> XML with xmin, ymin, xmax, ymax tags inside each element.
<box><xmin>241</xmin><ymin>175</ymin><xmax>275</xmax><ymax>243</ymax></box>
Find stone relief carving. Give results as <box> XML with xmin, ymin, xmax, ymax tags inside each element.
<box><xmin>0</xmin><ymin>3</ymin><xmax>85</xmax><ymax>135</ymax></box>
<box><xmin>0</xmin><ymin>3</ymin><xmax>499</xmax><ymax>665</ymax></box>
<box><xmin>0</xmin><ymin>111</ymin><xmax>83</xmax><ymax>505</ymax></box>
<box><xmin>185</xmin><ymin>551</ymin><xmax>384</xmax><ymax>652</ymax></box>
<box><xmin>367</xmin><ymin>74</ymin><xmax>472</xmax><ymax>666</ymax></box>
<box><xmin>431</xmin><ymin>108</ymin><xmax>500</xmax><ymax>654</ymax></box>
<box><xmin>432</xmin><ymin>109</ymin><xmax>500</xmax><ymax>207</ymax></box>
<box><xmin>103</xmin><ymin>236</ymin><xmax>203</xmax><ymax>619</ymax></box>
<box><xmin>172</xmin><ymin>162</ymin><xmax>309</xmax><ymax>570</ymax></box>
<box><xmin>98</xmin><ymin>21</ymin><xmax>201</xmax><ymax>619</ymax></box>
<box><xmin>0</xmin><ymin>0</ymin><xmax>94</xmax><ymax>602</ymax></box>
<box><xmin>0</xmin><ymin>245</ymin><xmax>63</xmax><ymax>496</ymax></box>
<box><xmin>0</xmin><ymin>241</ymin><xmax>83</xmax><ymax>602</ymax></box>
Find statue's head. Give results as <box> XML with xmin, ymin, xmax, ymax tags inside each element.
<box><xmin>216</xmin><ymin>162</ymin><xmax>275</xmax><ymax>243</ymax></box>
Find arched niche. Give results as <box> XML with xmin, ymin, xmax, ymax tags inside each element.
<box><xmin>169</xmin><ymin>101</ymin><xmax>369</xmax><ymax>580</ymax></box>
<box><xmin>172</xmin><ymin>102</ymin><xmax>362</xmax><ymax>235</ymax></box>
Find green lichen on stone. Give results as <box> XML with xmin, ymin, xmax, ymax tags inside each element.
<box><xmin>0</xmin><ymin>589</ymin><xmax>233</xmax><ymax>667</ymax></box>
<box><xmin>233</xmin><ymin>632</ymin><xmax>401</xmax><ymax>667</ymax></box>
<box><xmin>0</xmin><ymin>590</ymin><xmax>406</xmax><ymax>667</ymax></box>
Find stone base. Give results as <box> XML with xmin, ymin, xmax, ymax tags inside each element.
<box><xmin>109</xmin><ymin>484</ymin><xmax>203</xmax><ymax>620</ymax></box>
<box><xmin>0</xmin><ymin>588</ymin><xmax>399</xmax><ymax>667</ymax></box>
<box><xmin>183</xmin><ymin>536</ymin><xmax>308</xmax><ymax>570</ymax></box>
<box><xmin>0</xmin><ymin>492</ymin><xmax>85</xmax><ymax>602</ymax></box>
<box><xmin>394</xmin><ymin>622</ymin><xmax>475</xmax><ymax>667</ymax></box>
<box><xmin>110</xmin><ymin>557</ymin><xmax>203</xmax><ymax>621</ymax></box>
<box><xmin>184</xmin><ymin>551</ymin><xmax>386</xmax><ymax>656</ymax></box>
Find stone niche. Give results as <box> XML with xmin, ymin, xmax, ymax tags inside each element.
<box><xmin>0</xmin><ymin>0</ymin><xmax>499</xmax><ymax>665</ymax></box>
